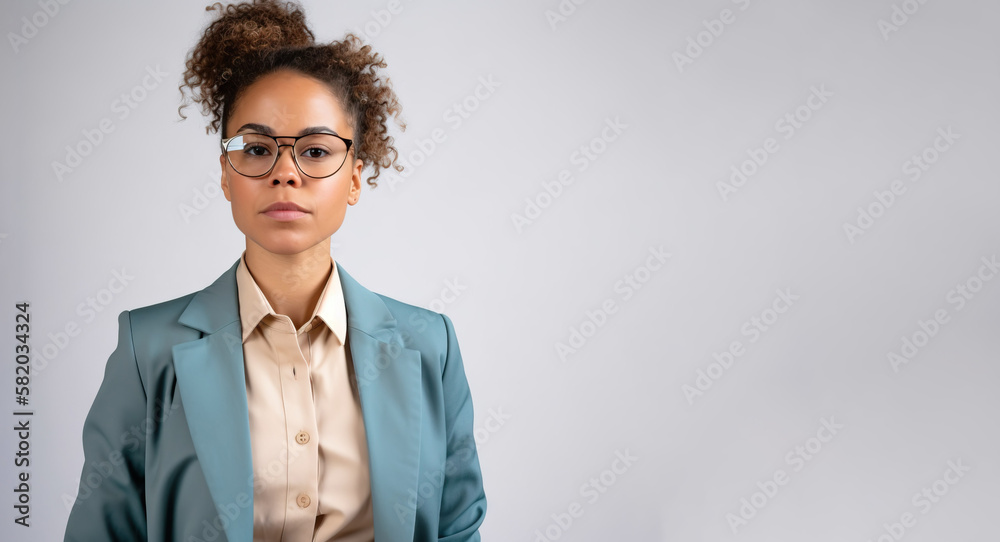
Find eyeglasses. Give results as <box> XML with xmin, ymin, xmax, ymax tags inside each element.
<box><xmin>220</xmin><ymin>132</ymin><xmax>354</xmax><ymax>179</ymax></box>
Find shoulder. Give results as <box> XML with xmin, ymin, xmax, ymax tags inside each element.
<box><xmin>126</xmin><ymin>292</ymin><xmax>197</xmax><ymax>329</ymax></box>
<box><xmin>372</xmin><ymin>292</ymin><xmax>460</xmax><ymax>358</ymax></box>
<box><xmin>116</xmin><ymin>291</ymin><xmax>204</xmax><ymax>366</ymax></box>
<box><xmin>122</xmin><ymin>259</ymin><xmax>240</xmax><ymax>345</ymax></box>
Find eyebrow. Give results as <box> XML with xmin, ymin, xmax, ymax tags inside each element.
<box><xmin>235</xmin><ymin>123</ymin><xmax>341</xmax><ymax>137</ymax></box>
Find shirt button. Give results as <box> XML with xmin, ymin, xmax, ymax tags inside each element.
<box><xmin>295</xmin><ymin>431</ymin><xmax>310</xmax><ymax>445</ymax></box>
<box><xmin>296</xmin><ymin>493</ymin><xmax>311</xmax><ymax>508</ymax></box>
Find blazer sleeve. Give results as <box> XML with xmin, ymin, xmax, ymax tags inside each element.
<box><xmin>437</xmin><ymin>313</ymin><xmax>488</xmax><ymax>541</ymax></box>
<box><xmin>64</xmin><ymin>310</ymin><xmax>148</xmax><ymax>541</ymax></box>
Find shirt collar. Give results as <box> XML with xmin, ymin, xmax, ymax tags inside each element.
<box><xmin>234</xmin><ymin>250</ymin><xmax>347</xmax><ymax>345</ymax></box>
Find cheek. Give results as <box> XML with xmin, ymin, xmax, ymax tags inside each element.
<box><xmin>227</xmin><ymin>184</ymin><xmax>254</xmax><ymax>208</ymax></box>
<box><xmin>317</xmin><ymin>182</ymin><xmax>350</xmax><ymax>204</ymax></box>
<box><xmin>225</xmin><ymin>186</ymin><xmax>259</xmax><ymax>223</ymax></box>
<box><xmin>314</xmin><ymin>187</ymin><xmax>350</xmax><ymax>221</ymax></box>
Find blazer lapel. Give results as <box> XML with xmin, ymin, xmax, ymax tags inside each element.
<box><xmin>173</xmin><ymin>259</ymin><xmax>254</xmax><ymax>542</ymax></box>
<box><xmin>171</xmin><ymin>258</ymin><xmax>423</xmax><ymax>542</ymax></box>
<box><xmin>337</xmin><ymin>262</ymin><xmax>424</xmax><ymax>542</ymax></box>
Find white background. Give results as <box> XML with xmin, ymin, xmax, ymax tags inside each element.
<box><xmin>1</xmin><ymin>0</ymin><xmax>998</xmax><ymax>540</ymax></box>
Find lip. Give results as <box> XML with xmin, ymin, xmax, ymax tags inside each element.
<box><xmin>262</xmin><ymin>201</ymin><xmax>308</xmax><ymax>221</ymax></box>
<box><xmin>263</xmin><ymin>201</ymin><xmax>308</xmax><ymax>212</ymax></box>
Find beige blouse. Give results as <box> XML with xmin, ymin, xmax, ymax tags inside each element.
<box><xmin>235</xmin><ymin>251</ymin><xmax>374</xmax><ymax>541</ymax></box>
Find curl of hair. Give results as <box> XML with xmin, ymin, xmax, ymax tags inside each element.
<box><xmin>177</xmin><ymin>0</ymin><xmax>406</xmax><ymax>187</ymax></box>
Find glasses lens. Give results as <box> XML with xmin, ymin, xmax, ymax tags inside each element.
<box><xmin>225</xmin><ymin>134</ymin><xmax>278</xmax><ymax>177</ymax></box>
<box><xmin>294</xmin><ymin>134</ymin><xmax>349</xmax><ymax>177</ymax></box>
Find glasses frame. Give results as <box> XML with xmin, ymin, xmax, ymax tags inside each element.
<box><xmin>219</xmin><ymin>132</ymin><xmax>354</xmax><ymax>179</ymax></box>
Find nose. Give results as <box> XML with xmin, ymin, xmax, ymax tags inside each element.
<box><xmin>270</xmin><ymin>143</ymin><xmax>302</xmax><ymax>187</ymax></box>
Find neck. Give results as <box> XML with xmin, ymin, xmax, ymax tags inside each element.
<box><xmin>243</xmin><ymin>239</ymin><xmax>333</xmax><ymax>329</ymax></box>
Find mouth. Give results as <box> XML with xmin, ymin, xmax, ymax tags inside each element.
<box><xmin>262</xmin><ymin>201</ymin><xmax>308</xmax><ymax>221</ymax></box>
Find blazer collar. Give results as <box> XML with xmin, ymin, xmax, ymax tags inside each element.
<box><xmin>177</xmin><ymin>257</ymin><xmax>400</xmax><ymax>340</ymax></box>
<box><xmin>173</xmin><ymin>257</ymin><xmax>422</xmax><ymax>542</ymax></box>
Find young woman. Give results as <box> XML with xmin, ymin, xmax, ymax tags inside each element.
<box><xmin>63</xmin><ymin>1</ymin><xmax>487</xmax><ymax>540</ymax></box>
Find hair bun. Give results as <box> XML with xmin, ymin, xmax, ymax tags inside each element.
<box><xmin>208</xmin><ymin>0</ymin><xmax>314</xmax><ymax>75</ymax></box>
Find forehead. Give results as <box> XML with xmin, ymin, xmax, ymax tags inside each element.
<box><xmin>228</xmin><ymin>69</ymin><xmax>350</xmax><ymax>136</ymax></box>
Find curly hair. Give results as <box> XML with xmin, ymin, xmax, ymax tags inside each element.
<box><xmin>177</xmin><ymin>0</ymin><xmax>406</xmax><ymax>187</ymax></box>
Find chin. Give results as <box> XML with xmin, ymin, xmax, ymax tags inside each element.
<box><xmin>264</xmin><ymin>244</ymin><xmax>319</xmax><ymax>257</ymax></box>
<box><xmin>250</xmin><ymin>233</ymin><xmax>324</xmax><ymax>256</ymax></box>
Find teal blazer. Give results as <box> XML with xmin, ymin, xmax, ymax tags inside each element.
<box><xmin>64</xmin><ymin>258</ymin><xmax>487</xmax><ymax>541</ymax></box>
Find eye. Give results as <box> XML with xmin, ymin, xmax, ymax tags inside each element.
<box><xmin>245</xmin><ymin>144</ymin><xmax>271</xmax><ymax>156</ymax></box>
<box><xmin>302</xmin><ymin>147</ymin><xmax>329</xmax><ymax>159</ymax></box>
<box><xmin>299</xmin><ymin>145</ymin><xmax>330</xmax><ymax>160</ymax></box>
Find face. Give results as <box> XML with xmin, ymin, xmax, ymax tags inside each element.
<box><xmin>220</xmin><ymin>69</ymin><xmax>363</xmax><ymax>257</ymax></box>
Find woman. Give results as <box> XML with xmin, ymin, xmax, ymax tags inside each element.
<box><xmin>63</xmin><ymin>1</ymin><xmax>487</xmax><ymax>540</ymax></box>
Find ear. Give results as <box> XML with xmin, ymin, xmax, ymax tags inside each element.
<box><xmin>347</xmin><ymin>157</ymin><xmax>363</xmax><ymax>206</ymax></box>
<box><xmin>220</xmin><ymin>153</ymin><xmax>232</xmax><ymax>202</ymax></box>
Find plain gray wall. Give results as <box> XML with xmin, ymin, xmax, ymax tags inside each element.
<box><xmin>1</xmin><ymin>0</ymin><xmax>998</xmax><ymax>540</ymax></box>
